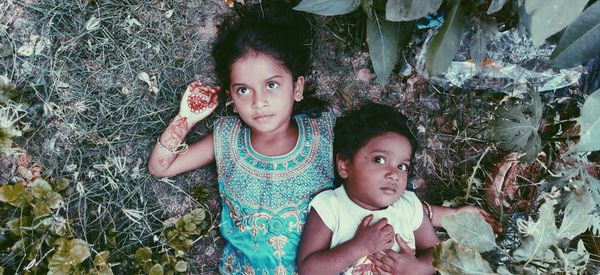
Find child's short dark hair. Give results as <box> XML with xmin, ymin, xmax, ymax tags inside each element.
<box><xmin>334</xmin><ymin>102</ymin><xmax>419</xmax><ymax>163</ymax></box>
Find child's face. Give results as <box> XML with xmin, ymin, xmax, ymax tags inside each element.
<box><xmin>336</xmin><ymin>132</ymin><xmax>413</xmax><ymax>211</ymax></box>
<box><xmin>228</xmin><ymin>51</ymin><xmax>304</xmax><ymax>134</ymax></box>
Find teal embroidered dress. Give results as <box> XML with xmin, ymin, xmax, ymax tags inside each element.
<box><xmin>214</xmin><ymin>110</ymin><xmax>335</xmax><ymax>274</ymax></box>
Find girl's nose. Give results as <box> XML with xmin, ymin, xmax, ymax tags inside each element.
<box><xmin>252</xmin><ymin>91</ymin><xmax>268</xmax><ymax>109</ymax></box>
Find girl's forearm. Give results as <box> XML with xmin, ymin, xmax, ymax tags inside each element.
<box><xmin>148</xmin><ymin>115</ymin><xmax>191</xmax><ymax>176</ymax></box>
<box><xmin>414</xmin><ymin>247</ymin><xmax>436</xmax><ymax>275</ymax></box>
<box><xmin>298</xmin><ymin>239</ymin><xmax>366</xmax><ymax>275</ymax></box>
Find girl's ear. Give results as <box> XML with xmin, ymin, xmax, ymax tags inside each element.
<box><xmin>335</xmin><ymin>153</ymin><xmax>350</xmax><ymax>179</ymax></box>
<box><xmin>293</xmin><ymin>76</ymin><xmax>305</xmax><ymax>102</ymax></box>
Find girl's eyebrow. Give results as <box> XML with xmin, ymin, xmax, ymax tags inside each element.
<box><xmin>265</xmin><ymin>75</ymin><xmax>282</xmax><ymax>81</ymax></box>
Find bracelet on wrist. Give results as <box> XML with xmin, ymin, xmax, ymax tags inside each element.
<box><xmin>422</xmin><ymin>201</ymin><xmax>433</xmax><ymax>222</ymax></box>
<box><xmin>157</xmin><ymin>137</ymin><xmax>188</xmax><ymax>154</ymax></box>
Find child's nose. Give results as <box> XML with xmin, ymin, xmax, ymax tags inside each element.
<box><xmin>252</xmin><ymin>91</ymin><xmax>268</xmax><ymax>109</ymax></box>
<box><xmin>385</xmin><ymin>167</ymin><xmax>400</xmax><ymax>181</ymax></box>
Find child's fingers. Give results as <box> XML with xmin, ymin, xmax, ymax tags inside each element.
<box><xmin>395</xmin><ymin>234</ymin><xmax>415</xmax><ymax>255</ymax></box>
<box><xmin>359</xmin><ymin>214</ymin><xmax>373</xmax><ymax>228</ymax></box>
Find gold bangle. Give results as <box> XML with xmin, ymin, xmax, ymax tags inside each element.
<box><xmin>422</xmin><ymin>201</ymin><xmax>433</xmax><ymax>222</ymax></box>
<box><xmin>157</xmin><ymin>137</ymin><xmax>188</xmax><ymax>154</ymax></box>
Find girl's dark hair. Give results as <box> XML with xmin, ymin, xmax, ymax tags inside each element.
<box><xmin>333</xmin><ymin>103</ymin><xmax>419</xmax><ymax>186</ymax></box>
<box><xmin>212</xmin><ymin>1</ymin><xmax>327</xmax><ymax>117</ymax></box>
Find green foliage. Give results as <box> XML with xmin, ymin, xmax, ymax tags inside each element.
<box><xmin>512</xmin><ymin>201</ymin><xmax>559</xmax><ymax>262</ymax></box>
<box><xmin>551</xmin><ymin>1</ymin><xmax>600</xmax><ymax>68</ymax></box>
<box><xmin>441</xmin><ymin>211</ymin><xmax>496</xmax><ymax>253</ymax></box>
<box><xmin>490</xmin><ymin>88</ymin><xmax>542</xmax><ymax>162</ymax></box>
<box><xmin>487</xmin><ymin>0</ymin><xmax>509</xmax><ymax>15</ymax></box>
<box><xmin>293</xmin><ymin>0</ymin><xmax>360</xmax><ymax>16</ymax></box>
<box><xmin>433</xmin><ymin>240</ymin><xmax>494</xmax><ymax>274</ymax></box>
<box><xmin>570</xmin><ymin>89</ymin><xmax>600</xmax><ymax>152</ymax></box>
<box><xmin>425</xmin><ymin>0</ymin><xmax>466</xmax><ymax>76</ymax></box>
<box><xmin>367</xmin><ymin>14</ymin><xmax>400</xmax><ymax>84</ymax></box>
<box><xmin>385</xmin><ymin>0</ymin><xmax>442</xmax><ymax>22</ymax></box>
<box><xmin>518</xmin><ymin>0</ymin><xmax>589</xmax><ymax>46</ymax></box>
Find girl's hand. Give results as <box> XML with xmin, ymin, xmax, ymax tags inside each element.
<box><xmin>353</xmin><ymin>215</ymin><xmax>395</xmax><ymax>255</ymax></box>
<box><xmin>179</xmin><ymin>81</ymin><xmax>220</xmax><ymax>125</ymax></box>
<box><xmin>369</xmin><ymin>234</ymin><xmax>417</xmax><ymax>274</ymax></box>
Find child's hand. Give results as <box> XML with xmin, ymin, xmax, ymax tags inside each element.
<box><xmin>179</xmin><ymin>81</ymin><xmax>220</xmax><ymax>125</ymax></box>
<box><xmin>353</xmin><ymin>214</ymin><xmax>395</xmax><ymax>255</ymax></box>
<box><xmin>368</xmin><ymin>234</ymin><xmax>417</xmax><ymax>275</ymax></box>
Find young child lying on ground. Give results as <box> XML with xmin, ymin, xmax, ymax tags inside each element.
<box><xmin>297</xmin><ymin>103</ymin><xmax>439</xmax><ymax>275</ymax></box>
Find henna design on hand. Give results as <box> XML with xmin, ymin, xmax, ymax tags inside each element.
<box><xmin>187</xmin><ymin>82</ymin><xmax>216</xmax><ymax>114</ymax></box>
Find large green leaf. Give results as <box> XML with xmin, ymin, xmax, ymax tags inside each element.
<box><xmin>570</xmin><ymin>89</ymin><xmax>600</xmax><ymax>152</ymax></box>
<box><xmin>367</xmin><ymin>14</ymin><xmax>399</xmax><ymax>84</ymax></box>
<box><xmin>490</xmin><ymin>88</ymin><xmax>542</xmax><ymax>162</ymax></box>
<box><xmin>68</xmin><ymin>239</ymin><xmax>91</xmax><ymax>264</ymax></box>
<box><xmin>433</xmin><ymin>240</ymin><xmax>494</xmax><ymax>274</ymax></box>
<box><xmin>469</xmin><ymin>20</ymin><xmax>497</xmax><ymax>65</ymax></box>
<box><xmin>513</xmin><ymin>201</ymin><xmax>558</xmax><ymax>261</ymax></box>
<box><xmin>426</xmin><ymin>0</ymin><xmax>466</xmax><ymax>76</ymax></box>
<box><xmin>442</xmin><ymin>211</ymin><xmax>496</xmax><ymax>253</ymax></box>
<box><xmin>557</xmin><ymin>188</ymin><xmax>594</xmax><ymax>239</ymax></box>
<box><xmin>294</xmin><ymin>0</ymin><xmax>360</xmax><ymax>16</ymax></box>
<box><xmin>487</xmin><ymin>0</ymin><xmax>509</xmax><ymax>14</ymax></box>
<box><xmin>385</xmin><ymin>0</ymin><xmax>442</xmax><ymax>22</ymax></box>
<box><xmin>550</xmin><ymin>1</ymin><xmax>600</xmax><ymax>68</ymax></box>
<box><xmin>519</xmin><ymin>0</ymin><xmax>589</xmax><ymax>46</ymax></box>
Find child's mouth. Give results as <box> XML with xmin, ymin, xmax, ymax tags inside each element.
<box><xmin>254</xmin><ymin>114</ymin><xmax>274</xmax><ymax>121</ymax></box>
<box><xmin>380</xmin><ymin>186</ymin><xmax>397</xmax><ymax>194</ymax></box>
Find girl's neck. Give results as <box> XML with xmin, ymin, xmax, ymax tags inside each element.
<box><xmin>249</xmin><ymin>120</ymin><xmax>299</xmax><ymax>157</ymax></box>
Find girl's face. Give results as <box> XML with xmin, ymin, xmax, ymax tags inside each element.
<box><xmin>336</xmin><ymin>132</ymin><xmax>413</xmax><ymax>211</ymax></box>
<box><xmin>228</xmin><ymin>51</ymin><xmax>304</xmax><ymax>135</ymax></box>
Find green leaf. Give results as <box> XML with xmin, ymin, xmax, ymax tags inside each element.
<box><xmin>294</xmin><ymin>0</ymin><xmax>360</xmax><ymax>16</ymax></box>
<box><xmin>565</xmin><ymin>240</ymin><xmax>590</xmax><ymax>269</ymax></box>
<box><xmin>487</xmin><ymin>0</ymin><xmax>509</xmax><ymax>14</ymax></box>
<box><xmin>513</xmin><ymin>201</ymin><xmax>559</xmax><ymax>261</ymax></box>
<box><xmin>55</xmin><ymin>178</ymin><xmax>70</xmax><ymax>191</ymax></box>
<box><xmin>433</xmin><ymin>240</ymin><xmax>494</xmax><ymax>274</ymax></box>
<box><xmin>361</xmin><ymin>0</ymin><xmax>373</xmax><ymax>20</ymax></box>
<box><xmin>149</xmin><ymin>264</ymin><xmax>164</xmax><ymax>275</ymax></box>
<box><xmin>0</xmin><ymin>183</ymin><xmax>32</xmax><ymax>207</ymax></box>
<box><xmin>31</xmin><ymin>179</ymin><xmax>52</xmax><ymax>199</ymax></box>
<box><xmin>175</xmin><ymin>260</ymin><xmax>188</xmax><ymax>272</ymax></box>
<box><xmin>367</xmin><ymin>14</ymin><xmax>399</xmax><ymax>84</ymax></box>
<box><xmin>469</xmin><ymin>20</ymin><xmax>497</xmax><ymax>65</ymax></box>
<box><xmin>48</xmin><ymin>254</ymin><xmax>72</xmax><ymax>274</ymax></box>
<box><xmin>385</xmin><ymin>0</ymin><xmax>442</xmax><ymax>22</ymax></box>
<box><xmin>46</xmin><ymin>192</ymin><xmax>64</xmax><ymax>209</ymax></box>
<box><xmin>441</xmin><ymin>211</ymin><xmax>496</xmax><ymax>252</ymax></box>
<box><xmin>519</xmin><ymin>0</ymin><xmax>589</xmax><ymax>46</ymax></box>
<box><xmin>68</xmin><ymin>239</ymin><xmax>91</xmax><ymax>264</ymax></box>
<box><xmin>490</xmin><ymin>88</ymin><xmax>542</xmax><ymax>162</ymax></box>
<box><xmin>94</xmin><ymin>251</ymin><xmax>110</xmax><ymax>267</ymax></box>
<box><xmin>550</xmin><ymin>1</ymin><xmax>600</xmax><ymax>68</ymax></box>
<box><xmin>557</xmin><ymin>187</ymin><xmax>594</xmax><ymax>239</ymax></box>
<box><xmin>570</xmin><ymin>89</ymin><xmax>600</xmax><ymax>152</ymax></box>
<box><xmin>426</xmin><ymin>0</ymin><xmax>466</xmax><ymax>76</ymax></box>
<box><xmin>190</xmin><ymin>208</ymin><xmax>206</xmax><ymax>223</ymax></box>
<box><xmin>135</xmin><ymin>247</ymin><xmax>153</xmax><ymax>263</ymax></box>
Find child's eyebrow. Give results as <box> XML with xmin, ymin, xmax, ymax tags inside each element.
<box><xmin>265</xmin><ymin>75</ymin><xmax>282</xmax><ymax>81</ymax></box>
<box><xmin>370</xmin><ymin>149</ymin><xmax>411</xmax><ymax>162</ymax></box>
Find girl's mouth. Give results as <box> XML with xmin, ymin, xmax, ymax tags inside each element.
<box><xmin>254</xmin><ymin>114</ymin><xmax>274</xmax><ymax>122</ymax></box>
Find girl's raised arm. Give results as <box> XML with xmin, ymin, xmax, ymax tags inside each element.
<box><xmin>148</xmin><ymin>81</ymin><xmax>220</xmax><ymax>178</ymax></box>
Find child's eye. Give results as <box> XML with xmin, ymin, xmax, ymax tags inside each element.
<box><xmin>398</xmin><ymin>163</ymin><xmax>409</xmax><ymax>171</ymax></box>
<box><xmin>267</xmin><ymin>81</ymin><xmax>279</xmax><ymax>90</ymax></box>
<box><xmin>237</xmin><ymin>87</ymin><xmax>250</xmax><ymax>95</ymax></box>
<box><xmin>372</xmin><ymin>156</ymin><xmax>386</xmax><ymax>165</ymax></box>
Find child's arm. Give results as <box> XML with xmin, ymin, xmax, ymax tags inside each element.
<box><xmin>297</xmin><ymin>210</ymin><xmax>395</xmax><ymax>275</ymax></box>
<box><xmin>148</xmin><ymin>81</ymin><xmax>220</xmax><ymax>178</ymax></box>
<box><xmin>369</xmin><ymin>209</ymin><xmax>439</xmax><ymax>275</ymax></box>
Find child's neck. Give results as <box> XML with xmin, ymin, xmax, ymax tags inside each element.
<box><xmin>249</xmin><ymin>121</ymin><xmax>299</xmax><ymax>157</ymax></box>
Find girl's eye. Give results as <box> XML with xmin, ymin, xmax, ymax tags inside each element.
<box><xmin>398</xmin><ymin>163</ymin><xmax>409</xmax><ymax>171</ymax></box>
<box><xmin>372</xmin><ymin>156</ymin><xmax>386</xmax><ymax>165</ymax></box>
<box><xmin>267</xmin><ymin>82</ymin><xmax>279</xmax><ymax>90</ymax></box>
<box><xmin>237</xmin><ymin>87</ymin><xmax>250</xmax><ymax>95</ymax></box>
